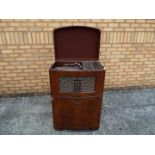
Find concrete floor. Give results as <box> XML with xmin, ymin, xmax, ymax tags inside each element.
<box><xmin>0</xmin><ymin>88</ymin><xmax>155</xmax><ymax>135</ymax></box>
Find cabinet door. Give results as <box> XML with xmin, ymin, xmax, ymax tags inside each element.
<box><xmin>52</xmin><ymin>97</ymin><xmax>102</xmax><ymax>130</ymax></box>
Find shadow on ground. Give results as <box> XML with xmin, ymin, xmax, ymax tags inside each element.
<box><xmin>0</xmin><ymin>88</ymin><xmax>155</xmax><ymax>135</ymax></box>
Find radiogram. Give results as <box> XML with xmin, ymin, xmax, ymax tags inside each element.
<box><xmin>49</xmin><ymin>26</ymin><xmax>106</xmax><ymax>130</ymax></box>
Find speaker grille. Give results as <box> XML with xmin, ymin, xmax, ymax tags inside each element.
<box><xmin>59</xmin><ymin>77</ymin><xmax>95</xmax><ymax>93</ymax></box>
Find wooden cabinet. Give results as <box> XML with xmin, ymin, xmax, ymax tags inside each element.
<box><xmin>49</xmin><ymin>26</ymin><xmax>106</xmax><ymax>130</ymax></box>
<box><xmin>52</xmin><ymin>97</ymin><xmax>102</xmax><ymax>130</ymax></box>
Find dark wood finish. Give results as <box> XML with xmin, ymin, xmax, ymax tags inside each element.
<box><xmin>52</xmin><ymin>96</ymin><xmax>103</xmax><ymax>130</ymax></box>
<box><xmin>49</xmin><ymin>64</ymin><xmax>105</xmax><ymax>130</ymax></box>
<box><xmin>49</xmin><ymin>66</ymin><xmax>105</xmax><ymax>97</ymax></box>
<box><xmin>49</xmin><ymin>26</ymin><xmax>105</xmax><ymax>130</ymax></box>
<box><xmin>54</xmin><ymin>26</ymin><xmax>100</xmax><ymax>61</ymax></box>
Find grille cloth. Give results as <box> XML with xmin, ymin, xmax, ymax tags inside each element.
<box><xmin>59</xmin><ymin>77</ymin><xmax>95</xmax><ymax>93</ymax></box>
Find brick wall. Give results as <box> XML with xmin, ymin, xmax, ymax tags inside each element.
<box><xmin>0</xmin><ymin>19</ymin><xmax>155</xmax><ymax>95</ymax></box>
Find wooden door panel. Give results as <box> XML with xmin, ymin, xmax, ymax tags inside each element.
<box><xmin>52</xmin><ymin>97</ymin><xmax>102</xmax><ymax>130</ymax></box>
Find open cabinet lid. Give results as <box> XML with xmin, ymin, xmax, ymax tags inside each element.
<box><xmin>54</xmin><ymin>26</ymin><xmax>101</xmax><ymax>61</ymax></box>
